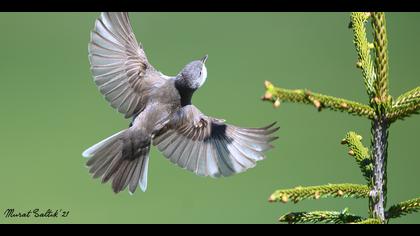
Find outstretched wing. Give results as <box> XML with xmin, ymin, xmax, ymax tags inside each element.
<box><xmin>88</xmin><ymin>12</ymin><xmax>168</xmax><ymax>118</ymax></box>
<box><xmin>152</xmin><ymin>105</ymin><xmax>279</xmax><ymax>177</ymax></box>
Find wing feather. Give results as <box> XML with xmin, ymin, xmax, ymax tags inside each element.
<box><xmin>88</xmin><ymin>12</ymin><xmax>169</xmax><ymax>118</ymax></box>
<box><xmin>153</xmin><ymin>105</ymin><xmax>279</xmax><ymax>177</ymax></box>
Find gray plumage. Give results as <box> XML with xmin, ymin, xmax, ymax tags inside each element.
<box><xmin>83</xmin><ymin>12</ymin><xmax>279</xmax><ymax>194</ymax></box>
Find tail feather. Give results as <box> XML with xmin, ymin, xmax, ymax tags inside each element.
<box><xmin>90</xmin><ymin>143</ymin><xmax>120</xmax><ymax>178</ymax></box>
<box><xmin>83</xmin><ymin>129</ymin><xmax>151</xmax><ymax>194</ymax></box>
<box><xmin>82</xmin><ymin>130</ymin><xmax>125</xmax><ymax>158</ymax></box>
<box><xmin>128</xmin><ymin>149</ymin><xmax>149</xmax><ymax>194</ymax></box>
<box><xmin>138</xmin><ymin>150</ymin><xmax>149</xmax><ymax>192</ymax></box>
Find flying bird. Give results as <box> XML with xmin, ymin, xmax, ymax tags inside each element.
<box><xmin>83</xmin><ymin>12</ymin><xmax>279</xmax><ymax>194</ymax></box>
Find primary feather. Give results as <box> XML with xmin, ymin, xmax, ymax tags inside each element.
<box><xmin>88</xmin><ymin>12</ymin><xmax>168</xmax><ymax>118</ymax></box>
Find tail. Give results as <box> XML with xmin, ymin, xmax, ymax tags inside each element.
<box><xmin>82</xmin><ymin>129</ymin><xmax>150</xmax><ymax>194</ymax></box>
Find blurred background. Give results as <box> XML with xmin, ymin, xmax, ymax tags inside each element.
<box><xmin>0</xmin><ymin>13</ymin><xmax>418</xmax><ymax>224</ymax></box>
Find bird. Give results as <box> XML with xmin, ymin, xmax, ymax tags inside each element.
<box><xmin>82</xmin><ymin>12</ymin><xmax>279</xmax><ymax>194</ymax></box>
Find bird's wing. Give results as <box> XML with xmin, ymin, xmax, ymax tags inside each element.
<box><xmin>88</xmin><ymin>12</ymin><xmax>168</xmax><ymax>118</ymax></box>
<box><xmin>152</xmin><ymin>105</ymin><xmax>279</xmax><ymax>177</ymax></box>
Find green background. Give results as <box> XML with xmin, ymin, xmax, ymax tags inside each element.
<box><xmin>0</xmin><ymin>13</ymin><xmax>419</xmax><ymax>224</ymax></box>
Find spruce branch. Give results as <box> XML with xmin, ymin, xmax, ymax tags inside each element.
<box><xmin>265</xmin><ymin>12</ymin><xmax>418</xmax><ymax>224</ymax></box>
<box><xmin>388</xmin><ymin>102</ymin><xmax>420</xmax><ymax>122</ymax></box>
<box><xmin>388</xmin><ymin>86</ymin><xmax>420</xmax><ymax>122</ymax></box>
<box><xmin>341</xmin><ymin>132</ymin><xmax>373</xmax><ymax>182</ymax></box>
<box><xmin>371</xmin><ymin>12</ymin><xmax>390</xmax><ymax>105</ymax></box>
<box><xmin>393</xmin><ymin>87</ymin><xmax>420</xmax><ymax>106</ymax></box>
<box><xmin>351</xmin><ymin>218</ymin><xmax>382</xmax><ymax>224</ymax></box>
<box><xmin>386</xmin><ymin>197</ymin><xmax>420</xmax><ymax>219</ymax></box>
<box><xmin>262</xmin><ymin>81</ymin><xmax>375</xmax><ymax>119</ymax></box>
<box><xmin>369</xmin><ymin>12</ymin><xmax>390</xmax><ymax>223</ymax></box>
<box><xmin>279</xmin><ymin>208</ymin><xmax>363</xmax><ymax>224</ymax></box>
<box><xmin>350</xmin><ymin>12</ymin><xmax>376</xmax><ymax>98</ymax></box>
<box><xmin>268</xmin><ymin>184</ymin><xmax>370</xmax><ymax>204</ymax></box>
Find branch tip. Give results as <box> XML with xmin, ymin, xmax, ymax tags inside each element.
<box><xmin>264</xmin><ymin>80</ymin><xmax>273</xmax><ymax>89</ymax></box>
<box><xmin>273</xmin><ymin>98</ymin><xmax>281</xmax><ymax>108</ymax></box>
<box><xmin>263</xmin><ymin>91</ymin><xmax>273</xmax><ymax>100</ymax></box>
<box><xmin>342</xmin><ymin>132</ymin><xmax>372</xmax><ymax>182</ymax></box>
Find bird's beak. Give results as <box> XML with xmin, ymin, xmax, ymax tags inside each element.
<box><xmin>200</xmin><ymin>54</ymin><xmax>208</xmax><ymax>64</ymax></box>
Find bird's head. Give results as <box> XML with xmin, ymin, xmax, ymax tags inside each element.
<box><xmin>178</xmin><ymin>55</ymin><xmax>208</xmax><ymax>91</ymax></box>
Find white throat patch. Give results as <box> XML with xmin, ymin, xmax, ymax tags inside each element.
<box><xmin>199</xmin><ymin>64</ymin><xmax>207</xmax><ymax>87</ymax></box>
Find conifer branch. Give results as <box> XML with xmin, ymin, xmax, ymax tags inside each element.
<box><xmin>371</xmin><ymin>12</ymin><xmax>390</xmax><ymax>105</ymax></box>
<box><xmin>393</xmin><ymin>87</ymin><xmax>420</xmax><ymax>106</ymax></box>
<box><xmin>369</xmin><ymin>12</ymin><xmax>390</xmax><ymax>223</ymax></box>
<box><xmin>268</xmin><ymin>184</ymin><xmax>370</xmax><ymax>204</ymax></box>
<box><xmin>264</xmin><ymin>12</ymin><xmax>419</xmax><ymax>224</ymax></box>
<box><xmin>386</xmin><ymin>197</ymin><xmax>420</xmax><ymax>219</ymax></box>
<box><xmin>388</xmin><ymin>87</ymin><xmax>420</xmax><ymax>122</ymax></box>
<box><xmin>262</xmin><ymin>81</ymin><xmax>375</xmax><ymax>119</ymax></box>
<box><xmin>341</xmin><ymin>132</ymin><xmax>373</xmax><ymax>182</ymax></box>
<box><xmin>350</xmin><ymin>12</ymin><xmax>376</xmax><ymax>98</ymax></box>
<box><xmin>279</xmin><ymin>208</ymin><xmax>363</xmax><ymax>224</ymax></box>
<box><xmin>351</xmin><ymin>218</ymin><xmax>382</xmax><ymax>224</ymax></box>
